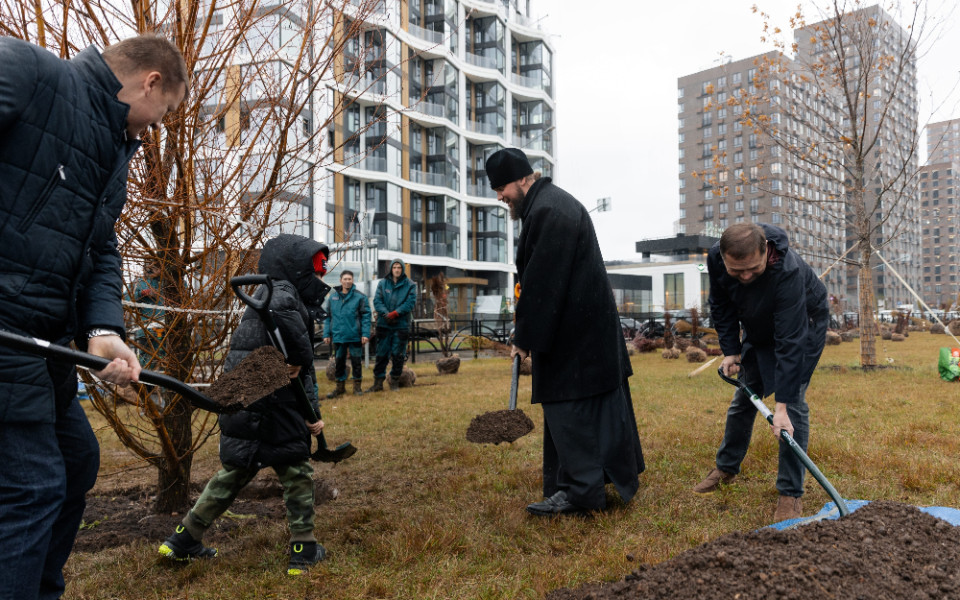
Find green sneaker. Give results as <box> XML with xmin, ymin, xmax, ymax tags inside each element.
<box><xmin>287</xmin><ymin>541</ymin><xmax>326</xmax><ymax>575</ymax></box>
<box><xmin>158</xmin><ymin>525</ymin><xmax>217</xmax><ymax>562</ymax></box>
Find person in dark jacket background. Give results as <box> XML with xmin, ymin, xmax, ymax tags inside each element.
<box><xmin>694</xmin><ymin>222</ymin><xmax>829</xmax><ymax>522</ymax></box>
<box><xmin>0</xmin><ymin>35</ymin><xmax>187</xmax><ymax>600</ymax></box>
<box><xmin>486</xmin><ymin>148</ymin><xmax>644</xmax><ymax>517</ymax></box>
<box><xmin>368</xmin><ymin>258</ymin><xmax>416</xmax><ymax>392</ymax></box>
<box><xmin>159</xmin><ymin>234</ymin><xmax>331</xmax><ymax>575</ymax></box>
<box><xmin>323</xmin><ymin>270</ymin><xmax>371</xmax><ymax>397</ymax></box>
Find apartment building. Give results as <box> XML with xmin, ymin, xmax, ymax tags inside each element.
<box><xmin>322</xmin><ymin>0</ymin><xmax>555</xmax><ymax>314</ymax></box>
<box><xmin>677</xmin><ymin>5</ymin><xmax>923</xmax><ymax>313</ymax></box>
<box><xmin>676</xmin><ymin>54</ymin><xmax>846</xmax><ymax>304</ymax></box>
<box><xmin>926</xmin><ymin>118</ymin><xmax>960</xmax><ymax>165</ymax></box>
<box><xmin>919</xmin><ymin>163</ymin><xmax>960</xmax><ymax>309</ymax></box>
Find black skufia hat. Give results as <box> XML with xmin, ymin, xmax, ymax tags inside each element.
<box><xmin>485</xmin><ymin>148</ymin><xmax>533</xmax><ymax>189</ymax></box>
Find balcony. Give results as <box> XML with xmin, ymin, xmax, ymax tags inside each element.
<box><xmin>361</xmin><ymin>156</ymin><xmax>387</xmax><ymax>172</ymax></box>
<box><xmin>409</xmin><ymin>241</ymin><xmax>455</xmax><ymax>258</ymax></box>
<box><xmin>408</xmin><ymin>22</ymin><xmax>444</xmax><ymax>44</ymax></box>
<box><xmin>510</xmin><ymin>72</ymin><xmax>540</xmax><ymax>89</ymax></box>
<box><xmin>465</xmin><ymin>52</ymin><xmax>498</xmax><ymax>70</ymax></box>
<box><xmin>411</xmin><ymin>100</ymin><xmax>446</xmax><ymax>118</ymax></box>
<box><xmin>467</xmin><ymin>119</ymin><xmax>499</xmax><ymax>136</ymax></box>
<box><xmin>467</xmin><ymin>183</ymin><xmax>497</xmax><ymax>199</ymax></box>
<box><xmin>410</xmin><ymin>169</ymin><xmax>458</xmax><ymax>191</ymax></box>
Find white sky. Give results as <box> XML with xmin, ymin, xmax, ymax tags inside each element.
<box><xmin>538</xmin><ymin>1</ymin><xmax>960</xmax><ymax>260</ymax></box>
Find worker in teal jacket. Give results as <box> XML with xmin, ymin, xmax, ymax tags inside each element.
<box><xmin>322</xmin><ymin>270</ymin><xmax>371</xmax><ymax>397</ymax></box>
<box><xmin>369</xmin><ymin>259</ymin><xmax>416</xmax><ymax>391</ymax></box>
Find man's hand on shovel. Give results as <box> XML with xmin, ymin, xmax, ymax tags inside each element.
<box><xmin>89</xmin><ymin>334</ymin><xmax>141</xmax><ymax>386</ymax></box>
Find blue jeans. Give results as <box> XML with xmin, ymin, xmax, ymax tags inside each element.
<box><xmin>0</xmin><ymin>397</ymin><xmax>100</xmax><ymax>600</ymax></box>
<box><xmin>715</xmin><ymin>363</ymin><xmax>810</xmax><ymax>497</ymax></box>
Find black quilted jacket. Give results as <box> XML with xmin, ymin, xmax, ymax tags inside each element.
<box><xmin>0</xmin><ymin>38</ymin><xmax>140</xmax><ymax>423</ymax></box>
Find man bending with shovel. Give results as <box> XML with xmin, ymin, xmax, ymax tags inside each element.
<box><xmin>693</xmin><ymin>222</ymin><xmax>829</xmax><ymax>522</ymax></box>
<box><xmin>486</xmin><ymin>148</ymin><xmax>644</xmax><ymax>516</ymax></box>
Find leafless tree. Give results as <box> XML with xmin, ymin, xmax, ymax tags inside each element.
<box><xmin>0</xmin><ymin>0</ymin><xmax>392</xmax><ymax>511</ymax></box>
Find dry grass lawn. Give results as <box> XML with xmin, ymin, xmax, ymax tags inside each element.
<box><xmin>66</xmin><ymin>332</ymin><xmax>960</xmax><ymax>599</ymax></box>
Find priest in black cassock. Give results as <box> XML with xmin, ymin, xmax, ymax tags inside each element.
<box><xmin>485</xmin><ymin>148</ymin><xmax>645</xmax><ymax>516</ymax></box>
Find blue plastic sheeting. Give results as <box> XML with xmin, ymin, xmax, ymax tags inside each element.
<box><xmin>768</xmin><ymin>500</ymin><xmax>960</xmax><ymax>530</ymax></box>
<box><xmin>77</xmin><ymin>380</ymin><xmax>90</xmax><ymax>401</ymax></box>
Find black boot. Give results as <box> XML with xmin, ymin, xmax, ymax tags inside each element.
<box><xmin>366</xmin><ymin>377</ymin><xmax>385</xmax><ymax>393</ymax></box>
<box><xmin>158</xmin><ymin>525</ymin><xmax>217</xmax><ymax>562</ymax></box>
<box><xmin>388</xmin><ymin>375</ymin><xmax>400</xmax><ymax>391</ymax></box>
<box><xmin>326</xmin><ymin>381</ymin><xmax>346</xmax><ymax>399</ymax></box>
<box><xmin>353</xmin><ymin>380</ymin><xmax>364</xmax><ymax>396</ymax></box>
<box><xmin>287</xmin><ymin>541</ymin><xmax>326</xmax><ymax>575</ymax></box>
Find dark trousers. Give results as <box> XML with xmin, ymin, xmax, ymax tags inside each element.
<box><xmin>541</xmin><ymin>380</ymin><xmax>645</xmax><ymax>510</ymax></box>
<box><xmin>372</xmin><ymin>327</ymin><xmax>407</xmax><ymax>379</ymax></box>
<box><xmin>715</xmin><ymin>359</ymin><xmax>810</xmax><ymax>497</ymax></box>
<box><xmin>0</xmin><ymin>397</ymin><xmax>100</xmax><ymax>600</ymax></box>
<box><xmin>333</xmin><ymin>342</ymin><xmax>363</xmax><ymax>381</ymax></box>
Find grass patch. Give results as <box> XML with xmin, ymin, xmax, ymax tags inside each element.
<box><xmin>67</xmin><ymin>333</ymin><xmax>960</xmax><ymax>599</ymax></box>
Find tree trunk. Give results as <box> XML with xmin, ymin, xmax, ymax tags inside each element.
<box><xmin>154</xmin><ymin>395</ymin><xmax>196</xmax><ymax>513</ymax></box>
<box><xmin>858</xmin><ymin>244</ymin><xmax>878</xmax><ymax>368</ymax></box>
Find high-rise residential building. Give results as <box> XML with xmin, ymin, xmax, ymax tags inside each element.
<box><xmin>203</xmin><ymin>0</ymin><xmax>554</xmax><ymax>315</ymax></box>
<box><xmin>677</xmin><ymin>5</ymin><xmax>922</xmax><ymax>313</ymax></box>
<box><xmin>919</xmin><ymin>162</ymin><xmax>960</xmax><ymax>309</ymax></box>
<box><xmin>676</xmin><ymin>53</ymin><xmax>847</xmax><ymax>303</ymax></box>
<box><xmin>794</xmin><ymin>5</ymin><xmax>921</xmax><ymax>312</ymax></box>
<box><xmin>926</xmin><ymin>118</ymin><xmax>960</xmax><ymax>165</ymax></box>
<box><xmin>322</xmin><ymin>0</ymin><xmax>555</xmax><ymax>314</ymax></box>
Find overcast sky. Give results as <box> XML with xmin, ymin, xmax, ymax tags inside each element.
<box><xmin>537</xmin><ymin>1</ymin><xmax>960</xmax><ymax>260</ymax></box>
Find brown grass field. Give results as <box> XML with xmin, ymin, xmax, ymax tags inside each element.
<box><xmin>65</xmin><ymin>332</ymin><xmax>960</xmax><ymax>599</ymax></box>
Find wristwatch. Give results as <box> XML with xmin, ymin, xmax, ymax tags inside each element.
<box><xmin>87</xmin><ymin>328</ymin><xmax>119</xmax><ymax>340</ymax></box>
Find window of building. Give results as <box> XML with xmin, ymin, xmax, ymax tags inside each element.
<box><xmin>664</xmin><ymin>273</ymin><xmax>684</xmax><ymax>310</ymax></box>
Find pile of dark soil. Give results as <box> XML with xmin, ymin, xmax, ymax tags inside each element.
<box><xmin>206</xmin><ymin>346</ymin><xmax>290</xmax><ymax>408</ymax></box>
<box><xmin>466</xmin><ymin>409</ymin><xmax>534</xmax><ymax>444</ymax></box>
<box><xmin>74</xmin><ymin>476</ymin><xmax>339</xmax><ymax>553</ymax></box>
<box><xmin>547</xmin><ymin>501</ymin><xmax>960</xmax><ymax>600</ymax></box>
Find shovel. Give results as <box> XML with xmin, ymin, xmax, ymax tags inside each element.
<box><xmin>466</xmin><ymin>354</ymin><xmax>534</xmax><ymax>444</ymax></box>
<box><xmin>230</xmin><ymin>274</ymin><xmax>357</xmax><ymax>464</ymax></box>
<box><xmin>717</xmin><ymin>367</ymin><xmax>849</xmax><ymax>516</ymax></box>
<box><xmin>0</xmin><ymin>329</ymin><xmax>249</xmax><ymax>414</ymax></box>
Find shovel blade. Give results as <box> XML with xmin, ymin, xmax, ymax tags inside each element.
<box><xmin>312</xmin><ymin>440</ymin><xmax>357</xmax><ymax>463</ymax></box>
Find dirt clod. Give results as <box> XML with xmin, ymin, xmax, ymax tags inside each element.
<box><xmin>205</xmin><ymin>346</ymin><xmax>290</xmax><ymax>408</ymax></box>
<box><xmin>547</xmin><ymin>501</ymin><xmax>960</xmax><ymax>600</ymax></box>
<box><xmin>466</xmin><ymin>409</ymin><xmax>534</xmax><ymax>444</ymax></box>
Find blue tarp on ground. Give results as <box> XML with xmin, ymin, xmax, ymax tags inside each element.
<box><xmin>769</xmin><ymin>500</ymin><xmax>960</xmax><ymax>530</ymax></box>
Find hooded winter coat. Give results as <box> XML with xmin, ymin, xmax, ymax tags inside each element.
<box><xmin>514</xmin><ymin>177</ymin><xmax>633</xmax><ymax>403</ymax></box>
<box><xmin>0</xmin><ymin>39</ymin><xmax>141</xmax><ymax>423</ymax></box>
<box><xmin>218</xmin><ymin>234</ymin><xmax>330</xmax><ymax>469</ymax></box>
<box><xmin>373</xmin><ymin>258</ymin><xmax>416</xmax><ymax>330</ymax></box>
<box><xmin>707</xmin><ymin>223</ymin><xmax>829</xmax><ymax>404</ymax></box>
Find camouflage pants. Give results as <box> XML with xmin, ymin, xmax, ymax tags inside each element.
<box><xmin>184</xmin><ymin>461</ymin><xmax>316</xmax><ymax>543</ymax></box>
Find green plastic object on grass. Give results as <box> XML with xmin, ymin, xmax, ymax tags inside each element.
<box><xmin>938</xmin><ymin>347</ymin><xmax>960</xmax><ymax>382</ymax></box>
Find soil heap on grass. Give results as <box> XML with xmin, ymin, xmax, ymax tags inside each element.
<box><xmin>466</xmin><ymin>409</ymin><xmax>534</xmax><ymax>444</ymax></box>
<box><xmin>205</xmin><ymin>346</ymin><xmax>291</xmax><ymax>408</ymax></box>
<box><xmin>547</xmin><ymin>501</ymin><xmax>960</xmax><ymax>600</ymax></box>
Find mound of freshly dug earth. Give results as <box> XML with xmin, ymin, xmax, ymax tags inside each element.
<box><xmin>466</xmin><ymin>409</ymin><xmax>534</xmax><ymax>444</ymax></box>
<box><xmin>548</xmin><ymin>501</ymin><xmax>960</xmax><ymax>600</ymax></box>
<box><xmin>206</xmin><ymin>346</ymin><xmax>290</xmax><ymax>408</ymax></box>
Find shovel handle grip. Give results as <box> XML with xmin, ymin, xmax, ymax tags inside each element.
<box><xmin>230</xmin><ymin>275</ymin><xmax>273</xmax><ymax>314</ymax></box>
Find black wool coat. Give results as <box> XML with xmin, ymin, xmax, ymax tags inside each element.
<box><xmin>514</xmin><ymin>178</ymin><xmax>632</xmax><ymax>403</ymax></box>
<box><xmin>707</xmin><ymin>223</ymin><xmax>829</xmax><ymax>404</ymax></box>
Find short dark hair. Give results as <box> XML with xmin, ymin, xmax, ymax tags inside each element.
<box><xmin>719</xmin><ymin>223</ymin><xmax>766</xmax><ymax>260</ymax></box>
<box><xmin>340</xmin><ymin>270</ymin><xmax>354</xmax><ymax>279</ymax></box>
<box><xmin>102</xmin><ymin>34</ymin><xmax>190</xmax><ymax>100</ymax></box>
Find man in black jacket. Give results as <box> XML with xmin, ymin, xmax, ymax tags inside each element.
<box><xmin>693</xmin><ymin>222</ymin><xmax>829</xmax><ymax>522</ymax></box>
<box><xmin>0</xmin><ymin>35</ymin><xmax>187</xmax><ymax>600</ymax></box>
<box><xmin>486</xmin><ymin>148</ymin><xmax>644</xmax><ymax>516</ymax></box>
